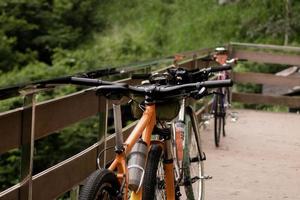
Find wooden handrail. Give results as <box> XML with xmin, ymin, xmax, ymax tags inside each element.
<box><xmin>230</xmin><ymin>42</ymin><xmax>300</xmax><ymax>52</ymax></box>
<box><xmin>232</xmin><ymin>72</ymin><xmax>300</xmax><ymax>87</ymax></box>
<box><xmin>231</xmin><ymin>49</ymin><xmax>300</xmax><ymax>66</ymax></box>
<box><xmin>232</xmin><ymin>92</ymin><xmax>300</xmax><ymax>107</ymax></box>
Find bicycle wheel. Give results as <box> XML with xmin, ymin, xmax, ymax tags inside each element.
<box><xmin>79</xmin><ymin>169</ymin><xmax>120</xmax><ymax>200</ymax></box>
<box><xmin>214</xmin><ymin>92</ymin><xmax>224</xmax><ymax>147</ymax></box>
<box><xmin>183</xmin><ymin>106</ymin><xmax>204</xmax><ymax>200</ymax></box>
<box><xmin>142</xmin><ymin>144</ymin><xmax>166</xmax><ymax>200</ymax></box>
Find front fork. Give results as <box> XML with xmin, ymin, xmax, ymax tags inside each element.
<box><xmin>163</xmin><ymin>137</ymin><xmax>176</xmax><ymax>200</ymax></box>
<box><xmin>173</xmin><ymin>99</ymin><xmax>207</xmax><ymax>181</ymax></box>
<box><xmin>173</xmin><ymin>99</ymin><xmax>186</xmax><ymax>182</ymax></box>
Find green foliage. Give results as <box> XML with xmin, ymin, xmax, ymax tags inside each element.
<box><xmin>0</xmin><ymin>150</ymin><xmax>20</xmax><ymax>190</ymax></box>
<box><xmin>0</xmin><ymin>0</ymin><xmax>104</xmax><ymax>71</ymax></box>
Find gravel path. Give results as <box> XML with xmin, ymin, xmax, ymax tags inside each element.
<box><xmin>200</xmin><ymin>109</ymin><xmax>300</xmax><ymax>200</ymax></box>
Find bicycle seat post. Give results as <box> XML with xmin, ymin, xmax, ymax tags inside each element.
<box><xmin>112</xmin><ymin>102</ymin><xmax>124</xmax><ymax>153</ymax></box>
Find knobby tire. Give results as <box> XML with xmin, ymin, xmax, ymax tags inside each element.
<box><xmin>79</xmin><ymin>169</ymin><xmax>120</xmax><ymax>200</ymax></box>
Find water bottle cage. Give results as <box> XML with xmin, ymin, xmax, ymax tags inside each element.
<box><xmin>127</xmin><ymin>165</ymin><xmax>145</xmax><ymax>192</ymax></box>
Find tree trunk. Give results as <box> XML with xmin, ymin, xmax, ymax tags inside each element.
<box><xmin>284</xmin><ymin>0</ymin><xmax>291</xmax><ymax>45</ymax></box>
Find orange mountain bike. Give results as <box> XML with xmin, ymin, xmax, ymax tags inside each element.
<box><xmin>70</xmin><ymin>75</ymin><xmax>232</xmax><ymax>199</ymax></box>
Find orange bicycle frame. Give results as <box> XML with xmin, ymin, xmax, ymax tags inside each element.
<box><xmin>107</xmin><ymin>104</ymin><xmax>175</xmax><ymax>200</ymax></box>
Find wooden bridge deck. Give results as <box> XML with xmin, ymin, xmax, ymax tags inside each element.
<box><xmin>201</xmin><ymin>109</ymin><xmax>300</xmax><ymax>200</ymax></box>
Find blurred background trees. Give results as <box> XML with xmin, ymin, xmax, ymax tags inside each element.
<box><xmin>1</xmin><ymin>0</ymin><xmax>300</xmax><ymax>88</ymax></box>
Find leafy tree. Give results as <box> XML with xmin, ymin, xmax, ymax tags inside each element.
<box><xmin>0</xmin><ymin>0</ymin><xmax>104</xmax><ymax>72</ymax></box>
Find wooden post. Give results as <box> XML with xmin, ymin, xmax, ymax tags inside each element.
<box><xmin>19</xmin><ymin>91</ymin><xmax>36</xmax><ymax>200</ymax></box>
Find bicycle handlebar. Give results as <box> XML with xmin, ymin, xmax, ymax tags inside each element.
<box><xmin>209</xmin><ymin>64</ymin><xmax>232</xmax><ymax>73</ymax></box>
<box><xmin>130</xmin><ymin>64</ymin><xmax>232</xmax><ymax>85</ymax></box>
<box><xmin>96</xmin><ymin>79</ymin><xmax>233</xmax><ymax>98</ymax></box>
<box><xmin>186</xmin><ymin>64</ymin><xmax>231</xmax><ymax>83</ymax></box>
<box><xmin>69</xmin><ymin>77</ymin><xmax>120</xmax><ymax>86</ymax></box>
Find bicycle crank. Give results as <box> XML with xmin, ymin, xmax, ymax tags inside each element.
<box><xmin>180</xmin><ymin>175</ymin><xmax>213</xmax><ymax>186</ymax></box>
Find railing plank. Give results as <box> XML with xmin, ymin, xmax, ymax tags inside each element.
<box><xmin>0</xmin><ymin>108</ymin><xmax>22</xmax><ymax>154</ymax></box>
<box><xmin>230</xmin><ymin>42</ymin><xmax>300</xmax><ymax>52</ymax></box>
<box><xmin>0</xmin><ymin>90</ymin><xmax>100</xmax><ymax>154</ymax></box>
<box><xmin>35</xmin><ymin>90</ymin><xmax>99</xmax><ymax>140</ymax></box>
<box><xmin>231</xmin><ymin>50</ymin><xmax>300</xmax><ymax>66</ymax></box>
<box><xmin>32</xmin><ymin>143</ymin><xmax>98</xmax><ymax>200</ymax></box>
<box><xmin>0</xmin><ymin>184</ymin><xmax>20</xmax><ymax>200</ymax></box>
<box><xmin>233</xmin><ymin>72</ymin><xmax>300</xmax><ymax>87</ymax></box>
<box><xmin>232</xmin><ymin>92</ymin><xmax>300</xmax><ymax>107</ymax></box>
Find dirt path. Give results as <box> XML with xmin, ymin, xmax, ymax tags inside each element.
<box><xmin>200</xmin><ymin>109</ymin><xmax>300</xmax><ymax>200</ymax></box>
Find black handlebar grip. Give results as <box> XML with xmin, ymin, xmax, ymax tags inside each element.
<box><xmin>201</xmin><ymin>79</ymin><xmax>233</xmax><ymax>88</ymax></box>
<box><xmin>210</xmin><ymin>64</ymin><xmax>232</xmax><ymax>73</ymax></box>
<box><xmin>96</xmin><ymin>85</ymin><xmax>129</xmax><ymax>95</ymax></box>
<box><xmin>70</xmin><ymin>77</ymin><xmax>103</xmax><ymax>86</ymax></box>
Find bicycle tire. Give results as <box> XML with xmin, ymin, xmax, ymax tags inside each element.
<box><xmin>214</xmin><ymin>92</ymin><xmax>224</xmax><ymax>147</ymax></box>
<box><xmin>142</xmin><ymin>144</ymin><xmax>166</xmax><ymax>200</ymax></box>
<box><xmin>79</xmin><ymin>169</ymin><xmax>120</xmax><ymax>200</ymax></box>
<box><xmin>183</xmin><ymin>106</ymin><xmax>205</xmax><ymax>200</ymax></box>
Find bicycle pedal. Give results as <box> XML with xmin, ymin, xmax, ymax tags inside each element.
<box><xmin>200</xmin><ymin>175</ymin><xmax>213</xmax><ymax>180</ymax></box>
<box><xmin>190</xmin><ymin>176</ymin><xmax>200</xmax><ymax>183</ymax></box>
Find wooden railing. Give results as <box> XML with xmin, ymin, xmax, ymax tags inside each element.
<box><xmin>1</xmin><ymin>42</ymin><xmax>300</xmax><ymax>200</ymax></box>
<box><xmin>230</xmin><ymin>42</ymin><xmax>300</xmax><ymax>108</ymax></box>
<box><xmin>0</xmin><ymin>48</ymin><xmax>213</xmax><ymax>200</ymax></box>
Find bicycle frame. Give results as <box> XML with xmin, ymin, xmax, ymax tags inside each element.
<box><xmin>107</xmin><ymin>103</ymin><xmax>175</xmax><ymax>200</ymax></box>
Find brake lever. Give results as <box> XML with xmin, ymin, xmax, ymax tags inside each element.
<box><xmin>226</xmin><ymin>58</ymin><xmax>237</xmax><ymax>64</ymax></box>
<box><xmin>191</xmin><ymin>87</ymin><xmax>207</xmax><ymax>100</ymax></box>
<box><xmin>226</xmin><ymin>58</ymin><xmax>248</xmax><ymax>64</ymax></box>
